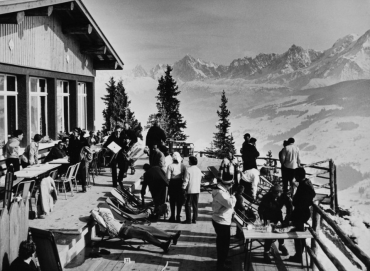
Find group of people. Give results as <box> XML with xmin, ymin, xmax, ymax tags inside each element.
<box><xmin>212</xmin><ymin>134</ymin><xmax>316</xmax><ymax>271</ymax></box>
<box><xmin>141</xmin><ymin>122</ymin><xmax>203</xmax><ymax>223</ymax></box>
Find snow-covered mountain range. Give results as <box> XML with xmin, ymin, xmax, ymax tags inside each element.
<box><xmin>133</xmin><ymin>29</ymin><xmax>370</xmax><ymax>90</ymax></box>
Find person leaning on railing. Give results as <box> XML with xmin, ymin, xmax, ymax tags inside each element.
<box><xmin>2</xmin><ymin>129</ymin><xmax>24</xmax><ymax>172</ymax></box>
<box><xmin>21</xmin><ymin>134</ymin><xmax>43</xmax><ymax>168</ymax></box>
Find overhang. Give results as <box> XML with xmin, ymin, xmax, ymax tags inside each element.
<box><xmin>0</xmin><ymin>0</ymin><xmax>124</xmax><ymax>70</ymax></box>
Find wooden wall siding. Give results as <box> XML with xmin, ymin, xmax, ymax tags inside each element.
<box><xmin>0</xmin><ymin>200</ymin><xmax>29</xmax><ymax>271</ymax></box>
<box><xmin>0</xmin><ymin>16</ymin><xmax>95</xmax><ymax>77</ymax></box>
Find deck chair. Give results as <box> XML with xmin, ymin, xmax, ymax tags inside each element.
<box><xmin>106</xmin><ymin>197</ymin><xmax>151</xmax><ymax>225</ymax></box>
<box><xmin>111</xmin><ymin>188</ymin><xmax>152</xmax><ymax>215</ymax></box>
<box><xmin>70</xmin><ymin>162</ymin><xmax>81</xmax><ymax>192</ymax></box>
<box><xmin>115</xmin><ymin>187</ymin><xmax>146</xmax><ymax>209</ymax></box>
<box><xmin>54</xmin><ymin>164</ymin><xmax>75</xmax><ymax>200</ymax></box>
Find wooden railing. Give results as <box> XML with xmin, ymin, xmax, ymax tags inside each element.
<box><xmin>0</xmin><ymin>199</ymin><xmax>29</xmax><ymax>271</ymax></box>
<box><xmin>198</xmin><ymin>152</ymin><xmax>338</xmax><ymax>213</ymax></box>
<box><xmin>309</xmin><ymin>203</ymin><xmax>370</xmax><ymax>271</ymax></box>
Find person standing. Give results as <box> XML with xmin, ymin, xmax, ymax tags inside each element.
<box><xmin>146</xmin><ymin>121</ymin><xmax>166</xmax><ymax>165</ymax></box>
<box><xmin>242</xmin><ymin>137</ymin><xmax>259</xmax><ymax>171</ymax></box>
<box><xmin>219</xmin><ymin>152</ymin><xmax>235</xmax><ymax>186</ymax></box>
<box><xmin>141</xmin><ymin>164</ymin><xmax>168</xmax><ymax>221</ymax></box>
<box><xmin>68</xmin><ymin>128</ymin><xmax>82</xmax><ymax>165</ymax></box>
<box><xmin>289</xmin><ymin>168</ymin><xmax>316</xmax><ymax>263</ymax></box>
<box><xmin>212</xmin><ymin>175</ymin><xmax>236</xmax><ymax>271</ymax></box>
<box><xmin>150</xmin><ymin>144</ymin><xmax>166</xmax><ymax>172</ymax></box>
<box><xmin>3</xmin><ymin>129</ymin><xmax>24</xmax><ymax>172</ymax></box>
<box><xmin>278</xmin><ymin>140</ymin><xmax>289</xmax><ymax>193</ymax></box>
<box><xmin>21</xmin><ymin>134</ymin><xmax>43</xmax><ymax>168</ymax></box>
<box><xmin>103</xmin><ymin>126</ymin><xmax>126</xmax><ymax>189</ymax></box>
<box><xmin>167</xmin><ymin>152</ymin><xmax>186</xmax><ymax>223</ymax></box>
<box><xmin>182</xmin><ymin>156</ymin><xmax>202</xmax><ymax>224</ymax></box>
<box><xmin>240</xmin><ymin>133</ymin><xmax>250</xmax><ymax>156</ymax></box>
<box><xmin>281</xmin><ymin>138</ymin><xmax>301</xmax><ymax>195</ymax></box>
<box><xmin>258</xmin><ymin>185</ymin><xmax>292</xmax><ymax>262</ymax></box>
<box><xmin>240</xmin><ymin>167</ymin><xmax>268</xmax><ymax>201</ymax></box>
<box><xmin>120</xmin><ymin>122</ymin><xmax>138</xmax><ymax>175</ymax></box>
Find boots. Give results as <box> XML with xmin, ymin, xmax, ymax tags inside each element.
<box><xmin>161</xmin><ymin>239</ymin><xmax>171</xmax><ymax>253</ymax></box>
<box><xmin>172</xmin><ymin>231</ymin><xmax>182</xmax><ymax>245</ymax></box>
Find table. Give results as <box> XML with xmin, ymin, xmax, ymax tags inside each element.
<box><xmin>242</xmin><ymin>229</ymin><xmax>312</xmax><ymax>271</ymax></box>
<box><xmin>14</xmin><ymin>170</ymin><xmax>47</xmax><ymax>179</ymax></box>
<box><xmin>25</xmin><ymin>164</ymin><xmax>61</xmax><ymax>171</ymax></box>
<box><xmin>49</xmin><ymin>158</ymin><xmax>69</xmax><ymax>164</ymax></box>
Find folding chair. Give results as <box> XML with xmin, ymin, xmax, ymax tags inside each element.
<box><xmin>70</xmin><ymin>162</ymin><xmax>81</xmax><ymax>192</ymax></box>
<box><xmin>106</xmin><ymin>197</ymin><xmax>151</xmax><ymax>225</ymax></box>
<box><xmin>116</xmin><ymin>186</ymin><xmax>146</xmax><ymax>209</ymax></box>
<box><xmin>3</xmin><ymin>170</ymin><xmax>14</xmax><ymax>209</ymax></box>
<box><xmin>14</xmin><ymin>180</ymin><xmax>35</xmax><ymax>201</ymax></box>
<box><xmin>111</xmin><ymin>188</ymin><xmax>152</xmax><ymax>215</ymax></box>
<box><xmin>54</xmin><ymin>164</ymin><xmax>75</xmax><ymax>200</ymax></box>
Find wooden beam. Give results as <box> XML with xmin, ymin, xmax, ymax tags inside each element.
<box><xmin>81</xmin><ymin>46</ymin><xmax>107</xmax><ymax>55</ymax></box>
<box><xmin>0</xmin><ymin>11</ymin><xmax>24</xmax><ymax>24</ymax></box>
<box><xmin>63</xmin><ymin>24</ymin><xmax>93</xmax><ymax>35</ymax></box>
<box><xmin>54</xmin><ymin>2</ymin><xmax>74</xmax><ymax>11</ymax></box>
<box><xmin>25</xmin><ymin>6</ymin><xmax>53</xmax><ymax>17</ymax></box>
<box><xmin>94</xmin><ymin>61</ymin><xmax>118</xmax><ymax>70</ymax></box>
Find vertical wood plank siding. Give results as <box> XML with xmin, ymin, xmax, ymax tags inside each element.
<box><xmin>0</xmin><ymin>16</ymin><xmax>94</xmax><ymax>77</ymax></box>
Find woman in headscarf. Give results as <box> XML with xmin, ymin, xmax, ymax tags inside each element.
<box><xmin>166</xmin><ymin>152</ymin><xmax>186</xmax><ymax>223</ymax></box>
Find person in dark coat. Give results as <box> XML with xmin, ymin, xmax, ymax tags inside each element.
<box><xmin>234</xmin><ymin>185</ymin><xmax>245</xmax><ymax>239</ymax></box>
<box><xmin>146</xmin><ymin>121</ymin><xmax>166</xmax><ymax>165</ymax></box>
<box><xmin>241</xmin><ymin>137</ymin><xmax>259</xmax><ymax>171</ymax></box>
<box><xmin>258</xmin><ymin>185</ymin><xmax>292</xmax><ymax>262</ymax></box>
<box><xmin>103</xmin><ymin>125</ymin><xmax>127</xmax><ymax>189</ymax></box>
<box><xmin>240</xmin><ymin>133</ymin><xmax>250</xmax><ymax>155</ymax></box>
<box><xmin>68</xmin><ymin>128</ymin><xmax>82</xmax><ymax>165</ymax></box>
<box><xmin>141</xmin><ymin>164</ymin><xmax>169</xmax><ymax>220</ymax></box>
<box><xmin>289</xmin><ymin>167</ymin><xmax>316</xmax><ymax>262</ymax></box>
<box><xmin>9</xmin><ymin>240</ymin><xmax>37</xmax><ymax>271</ymax></box>
<box><xmin>120</xmin><ymin>122</ymin><xmax>138</xmax><ymax>174</ymax></box>
<box><xmin>44</xmin><ymin>141</ymin><xmax>67</xmax><ymax>163</ymax></box>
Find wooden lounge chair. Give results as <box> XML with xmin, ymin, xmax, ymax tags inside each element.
<box><xmin>110</xmin><ymin>188</ymin><xmax>152</xmax><ymax>215</ymax></box>
<box><xmin>115</xmin><ymin>186</ymin><xmax>147</xmax><ymax>209</ymax></box>
<box><xmin>106</xmin><ymin>197</ymin><xmax>151</xmax><ymax>225</ymax></box>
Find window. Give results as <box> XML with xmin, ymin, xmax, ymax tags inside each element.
<box><xmin>78</xmin><ymin>82</ymin><xmax>87</xmax><ymax>129</ymax></box>
<box><xmin>30</xmin><ymin>77</ymin><xmax>47</xmax><ymax>139</ymax></box>
<box><xmin>57</xmin><ymin>80</ymin><xmax>69</xmax><ymax>133</ymax></box>
<box><xmin>0</xmin><ymin>74</ymin><xmax>18</xmax><ymax>150</ymax></box>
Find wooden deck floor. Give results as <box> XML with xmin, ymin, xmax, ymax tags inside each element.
<box><xmin>60</xmin><ymin>156</ymin><xmax>310</xmax><ymax>271</ymax></box>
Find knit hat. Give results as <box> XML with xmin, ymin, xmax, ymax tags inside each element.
<box><xmin>172</xmin><ymin>152</ymin><xmax>182</xmax><ymax>163</ymax></box>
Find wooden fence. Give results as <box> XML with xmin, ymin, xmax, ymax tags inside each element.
<box><xmin>0</xmin><ymin>199</ymin><xmax>29</xmax><ymax>271</ymax></box>
<box><xmin>308</xmin><ymin>203</ymin><xmax>370</xmax><ymax>271</ymax></box>
<box><xmin>198</xmin><ymin>152</ymin><xmax>339</xmax><ymax>213</ymax></box>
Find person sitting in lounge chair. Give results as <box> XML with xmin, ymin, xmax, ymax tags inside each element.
<box><xmin>91</xmin><ymin>207</ymin><xmax>181</xmax><ymax>253</ymax></box>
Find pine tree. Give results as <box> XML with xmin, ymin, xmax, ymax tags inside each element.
<box><xmin>101</xmin><ymin>78</ymin><xmax>142</xmax><ymax>136</ymax></box>
<box><xmin>207</xmin><ymin>90</ymin><xmax>235</xmax><ymax>158</ymax></box>
<box><xmin>152</xmin><ymin>65</ymin><xmax>187</xmax><ymax>140</ymax></box>
<box><xmin>101</xmin><ymin>77</ymin><xmax>116</xmax><ymax>132</ymax></box>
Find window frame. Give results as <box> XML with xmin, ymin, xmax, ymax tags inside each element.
<box><xmin>77</xmin><ymin>82</ymin><xmax>87</xmax><ymax>130</ymax></box>
<box><xmin>29</xmin><ymin>77</ymin><xmax>48</xmax><ymax>140</ymax></box>
<box><xmin>0</xmin><ymin>74</ymin><xmax>18</xmax><ymax>148</ymax></box>
<box><xmin>56</xmin><ymin>80</ymin><xmax>70</xmax><ymax>133</ymax></box>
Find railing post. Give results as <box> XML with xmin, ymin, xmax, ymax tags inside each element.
<box><xmin>311</xmin><ymin>205</ymin><xmax>322</xmax><ymax>270</ymax></box>
<box><xmin>200</xmin><ymin>152</ymin><xmax>203</xmax><ymax>157</ymax></box>
<box><xmin>333</xmin><ymin>162</ymin><xmax>339</xmax><ymax>214</ymax></box>
<box><xmin>329</xmin><ymin>159</ymin><xmax>335</xmax><ymax>212</ymax></box>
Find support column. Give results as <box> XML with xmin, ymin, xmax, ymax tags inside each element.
<box><xmin>17</xmin><ymin>75</ymin><xmax>30</xmax><ymax>147</ymax></box>
<box><xmin>69</xmin><ymin>80</ymin><xmax>78</xmax><ymax>129</ymax></box>
<box><xmin>47</xmin><ymin>78</ymin><xmax>57</xmax><ymax>140</ymax></box>
<box><xmin>86</xmin><ymin>80</ymin><xmax>95</xmax><ymax>131</ymax></box>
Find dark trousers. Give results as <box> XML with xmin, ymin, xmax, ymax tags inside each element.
<box><xmin>292</xmin><ymin>209</ymin><xmax>310</xmax><ymax>258</ymax></box>
<box><xmin>212</xmin><ymin>220</ymin><xmax>231</xmax><ymax>266</ymax></box>
<box><xmin>111</xmin><ymin>152</ymin><xmax>129</xmax><ymax>188</ymax></box>
<box><xmin>21</xmin><ymin>161</ymin><xmax>30</xmax><ymax>169</ymax></box>
<box><xmin>169</xmin><ymin>179</ymin><xmax>184</xmax><ymax>219</ymax></box>
<box><xmin>185</xmin><ymin>193</ymin><xmax>199</xmax><ymax>222</ymax></box>
<box><xmin>283</xmin><ymin>167</ymin><xmax>295</xmax><ymax>194</ymax></box>
<box><xmin>6</xmin><ymin>158</ymin><xmax>20</xmax><ymax>172</ymax></box>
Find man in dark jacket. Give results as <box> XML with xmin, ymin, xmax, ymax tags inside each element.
<box><xmin>44</xmin><ymin>141</ymin><xmax>67</xmax><ymax>163</ymax></box>
<box><xmin>68</xmin><ymin>128</ymin><xmax>82</xmax><ymax>165</ymax></box>
<box><xmin>103</xmin><ymin>125</ymin><xmax>127</xmax><ymax>189</ymax></box>
<box><xmin>242</xmin><ymin>137</ymin><xmax>259</xmax><ymax>170</ymax></box>
<box><xmin>258</xmin><ymin>185</ymin><xmax>292</xmax><ymax>262</ymax></box>
<box><xmin>141</xmin><ymin>164</ymin><xmax>169</xmax><ymax>220</ymax></box>
<box><xmin>146</xmin><ymin>121</ymin><xmax>166</xmax><ymax>165</ymax></box>
<box><xmin>289</xmin><ymin>167</ymin><xmax>316</xmax><ymax>262</ymax></box>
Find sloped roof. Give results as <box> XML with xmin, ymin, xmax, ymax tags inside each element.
<box><xmin>0</xmin><ymin>0</ymin><xmax>124</xmax><ymax>70</ymax></box>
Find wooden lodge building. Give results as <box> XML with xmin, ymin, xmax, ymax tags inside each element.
<box><xmin>0</xmin><ymin>0</ymin><xmax>123</xmax><ymax>149</ymax></box>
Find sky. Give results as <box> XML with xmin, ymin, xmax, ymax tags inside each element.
<box><xmin>84</xmin><ymin>0</ymin><xmax>370</xmax><ymax>71</ymax></box>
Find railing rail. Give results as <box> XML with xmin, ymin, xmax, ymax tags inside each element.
<box><xmin>198</xmin><ymin>152</ymin><xmax>338</xmax><ymax>213</ymax></box>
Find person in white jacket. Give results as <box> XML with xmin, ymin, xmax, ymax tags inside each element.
<box><xmin>182</xmin><ymin>156</ymin><xmax>203</xmax><ymax>224</ymax></box>
<box><xmin>212</xmin><ymin>176</ymin><xmax>236</xmax><ymax>271</ymax></box>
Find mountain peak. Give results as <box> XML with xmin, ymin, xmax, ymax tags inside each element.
<box><xmin>131</xmin><ymin>65</ymin><xmax>148</xmax><ymax>77</ymax></box>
